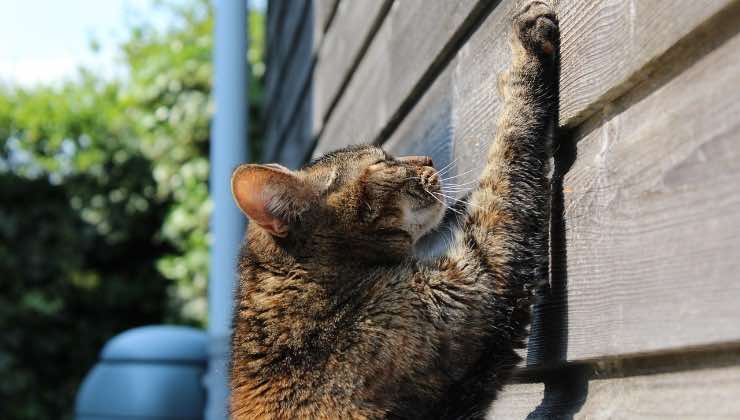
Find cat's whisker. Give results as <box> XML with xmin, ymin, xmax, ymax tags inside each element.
<box><xmin>443</xmin><ymin>178</ymin><xmax>481</xmax><ymax>188</ymax></box>
<box><xmin>442</xmin><ymin>182</ymin><xmax>478</xmax><ymax>190</ymax></box>
<box><xmin>433</xmin><ymin>192</ymin><xmax>483</xmax><ymax>210</ymax></box>
<box><xmin>435</xmin><ymin>159</ymin><xmax>456</xmax><ymax>176</ymax></box>
<box><xmin>439</xmin><ymin>180</ymin><xmax>479</xmax><ymax>190</ymax></box>
<box><xmin>439</xmin><ymin>167</ymin><xmax>479</xmax><ymax>183</ymax></box>
<box><xmin>425</xmin><ymin>190</ymin><xmax>464</xmax><ymax>216</ymax></box>
<box><xmin>441</xmin><ymin>182</ymin><xmax>480</xmax><ymax>192</ymax></box>
<box><xmin>435</xmin><ymin>158</ymin><xmax>458</xmax><ymax>177</ymax></box>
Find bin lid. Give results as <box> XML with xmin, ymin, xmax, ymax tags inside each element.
<box><xmin>100</xmin><ymin>325</ymin><xmax>207</xmax><ymax>363</ymax></box>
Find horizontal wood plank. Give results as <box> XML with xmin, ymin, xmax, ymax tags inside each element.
<box><xmin>265</xmin><ymin>0</ymin><xmax>308</xmax><ymax>116</ymax></box>
<box><xmin>312</xmin><ymin>0</ymin><xmax>392</xmax><ymax>138</ymax></box>
<box><xmin>384</xmin><ymin>5</ymin><xmax>740</xmax><ymax>364</ymax></box>
<box><xmin>313</xmin><ymin>0</ymin><xmax>339</xmax><ymax>52</ymax></box>
<box><xmin>263</xmin><ymin>0</ymin><xmax>314</xmax><ymax>162</ymax></box>
<box><xmin>383</xmin><ymin>67</ymin><xmax>454</xmax><ymax>171</ymax></box>
<box><xmin>264</xmin><ymin>0</ymin><xmax>341</xmax><ymax>163</ymax></box>
<box><xmin>558</xmin><ymin>0</ymin><xmax>738</xmax><ymax>127</ymax></box>
<box><xmin>527</xmin><ymin>26</ymin><xmax>740</xmax><ymax>362</ymax></box>
<box><xmin>313</xmin><ymin>0</ymin><xmax>482</xmax><ymax>157</ymax></box>
<box><xmin>265</xmin><ymin>0</ymin><xmax>281</xmax><ymax>56</ymax></box>
<box><xmin>488</xmin><ymin>359</ymin><xmax>740</xmax><ymax>419</ymax></box>
<box><xmin>315</xmin><ymin>0</ymin><xmax>739</xmax><ymax>157</ymax></box>
<box><xmin>264</xmin><ymin>0</ymin><xmax>285</xmax><ymax>120</ymax></box>
<box><xmin>276</xmin><ymin>87</ymin><xmax>313</xmax><ymax>169</ymax></box>
<box><xmin>263</xmin><ymin>1</ymin><xmax>740</xmax><ymax>415</ymax></box>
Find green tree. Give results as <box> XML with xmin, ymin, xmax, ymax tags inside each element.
<box><xmin>0</xmin><ymin>77</ymin><xmax>171</xmax><ymax>420</ymax></box>
<box><xmin>0</xmin><ymin>1</ymin><xmax>265</xmax><ymax>418</ymax></box>
<box><xmin>122</xmin><ymin>0</ymin><xmax>215</xmax><ymax>322</ymax></box>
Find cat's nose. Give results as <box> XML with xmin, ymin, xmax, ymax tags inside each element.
<box><xmin>398</xmin><ymin>155</ymin><xmax>434</xmax><ymax>167</ymax></box>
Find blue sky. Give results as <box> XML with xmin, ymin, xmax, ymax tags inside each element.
<box><xmin>0</xmin><ymin>0</ymin><xmax>265</xmax><ymax>86</ymax></box>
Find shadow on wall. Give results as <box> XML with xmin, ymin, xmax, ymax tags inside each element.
<box><xmin>522</xmin><ymin>36</ymin><xmax>589</xmax><ymax>417</ymax></box>
<box><xmin>526</xmin><ymin>129</ymin><xmax>589</xmax><ymax>419</ymax></box>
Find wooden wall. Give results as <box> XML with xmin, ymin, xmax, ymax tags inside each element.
<box><xmin>263</xmin><ymin>0</ymin><xmax>740</xmax><ymax>417</ymax></box>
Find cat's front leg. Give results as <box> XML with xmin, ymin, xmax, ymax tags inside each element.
<box><xmin>432</xmin><ymin>2</ymin><xmax>560</xmax><ymax>417</ymax></box>
<box><xmin>467</xmin><ymin>0</ymin><xmax>559</xmax><ymax>291</ymax></box>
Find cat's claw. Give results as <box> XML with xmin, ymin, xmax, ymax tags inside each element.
<box><xmin>513</xmin><ymin>1</ymin><xmax>559</xmax><ymax>56</ymax></box>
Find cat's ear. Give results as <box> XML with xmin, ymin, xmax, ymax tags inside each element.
<box><xmin>231</xmin><ymin>164</ymin><xmax>311</xmax><ymax>237</ymax></box>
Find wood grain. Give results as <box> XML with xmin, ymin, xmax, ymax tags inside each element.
<box><xmin>312</xmin><ymin>0</ymin><xmax>339</xmax><ymax>53</ymax></box>
<box><xmin>269</xmin><ymin>0</ymin><xmax>740</xmax><ymax>374</ymax></box>
<box><xmin>264</xmin><ymin>0</ymin><xmax>308</xmax><ymax>117</ymax></box>
<box><xmin>313</xmin><ymin>0</ymin><xmax>481</xmax><ymax>157</ymax></box>
<box><xmin>276</xmin><ymin>86</ymin><xmax>313</xmax><ymax>169</ymax></box>
<box><xmin>263</xmin><ymin>0</ymin><xmax>341</xmax><ymax>163</ymax></box>
<box><xmin>263</xmin><ymin>0</ymin><xmax>314</xmax><ymax>162</ymax></box>
<box><xmin>260</xmin><ymin>0</ymin><xmax>740</xmax><ymax>415</ymax></box>
<box><xmin>312</xmin><ymin>0</ymin><xmax>392</xmax><ymax>138</ymax></box>
<box><xmin>383</xmin><ymin>67</ymin><xmax>454</xmax><ymax>171</ymax></box>
<box><xmin>488</xmin><ymin>361</ymin><xmax>740</xmax><ymax>419</ymax></box>
<box><xmin>383</xmin><ymin>3</ymin><xmax>740</xmax><ymax>363</ymax></box>
<box><xmin>314</xmin><ymin>0</ymin><xmax>740</xmax><ymax>156</ymax></box>
<box><xmin>264</xmin><ymin>0</ymin><xmax>286</xmax><ymax>125</ymax></box>
<box><xmin>558</xmin><ymin>0</ymin><xmax>738</xmax><ymax>127</ymax></box>
<box><xmin>525</xmin><ymin>27</ymin><xmax>740</xmax><ymax>363</ymax></box>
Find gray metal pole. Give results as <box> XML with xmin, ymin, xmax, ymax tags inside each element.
<box><xmin>206</xmin><ymin>0</ymin><xmax>248</xmax><ymax>418</ymax></box>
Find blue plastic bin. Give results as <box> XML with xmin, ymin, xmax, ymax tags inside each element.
<box><xmin>75</xmin><ymin>325</ymin><xmax>208</xmax><ymax>419</ymax></box>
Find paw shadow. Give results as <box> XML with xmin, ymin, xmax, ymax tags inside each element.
<box><xmin>523</xmin><ymin>23</ymin><xmax>590</xmax><ymax>414</ymax></box>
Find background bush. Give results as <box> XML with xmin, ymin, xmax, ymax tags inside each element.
<box><xmin>0</xmin><ymin>1</ymin><xmax>264</xmax><ymax>418</ymax></box>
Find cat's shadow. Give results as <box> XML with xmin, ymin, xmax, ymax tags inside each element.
<box><xmin>524</xmin><ymin>129</ymin><xmax>589</xmax><ymax>420</ymax></box>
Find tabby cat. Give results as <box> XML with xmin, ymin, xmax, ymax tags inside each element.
<box><xmin>229</xmin><ymin>2</ymin><xmax>558</xmax><ymax>418</ymax></box>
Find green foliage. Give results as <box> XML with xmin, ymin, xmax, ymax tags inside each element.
<box><xmin>249</xmin><ymin>10</ymin><xmax>266</xmax><ymax>160</ymax></box>
<box><xmin>0</xmin><ymin>1</ymin><xmax>265</xmax><ymax>418</ymax></box>
<box><xmin>0</xmin><ymin>75</ymin><xmax>173</xmax><ymax>418</ymax></box>
<box><xmin>122</xmin><ymin>0</ymin><xmax>215</xmax><ymax>321</ymax></box>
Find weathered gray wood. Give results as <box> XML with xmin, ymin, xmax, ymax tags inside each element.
<box><xmin>312</xmin><ymin>0</ymin><xmax>392</xmax><ymax>138</ymax></box>
<box><xmin>275</xmin><ymin>0</ymin><xmax>308</xmax><ymax>78</ymax></box>
<box><xmin>488</xmin><ymin>352</ymin><xmax>740</xmax><ymax>419</ymax></box>
<box><xmin>265</xmin><ymin>0</ymin><xmax>308</xmax><ymax>117</ymax></box>
<box><xmin>271</xmin><ymin>0</ymin><xmax>740</xmax><ymax>368</ymax></box>
<box><xmin>263</xmin><ymin>0</ymin><xmax>282</xmax><ymax>163</ymax></box>
<box><xmin>384</xmin><ymin>5</ymin><xmax>740</xmax><ymax>364</ymax></box>
<box><xmin>530</xmin><ymin>29</ymin><xmax>740</xmax><ymax>362</ymax></box>
<box><xmin>263</xmin><ymin>0</ymin><xmax>314</xmax><ymax>162</ymax></box>
<box><xmin>315</xmin><ymin>0</ymin><xmax>740</xmax><ymax>157</ymax></box>
<box><xmin>276</xmin><ymin>87</ymin><xmax>314</xmax><ymax>170</ymax></box>
<box><xmin>264</xmin><ymin>0</ymin><xmax>287</xmax><ymax>117</ymax></box>
<box><xmin>312</xmin><ymin>0</ymin><xmax>339</xmax><ymax>52</ymax></box>
<box><xmin>261</xmin><ymin>1</ymin><xmax>740</xmax><ymax>416</ymax></box>
<box><xmin>559</xmin><ymin>0</ymin><xmax>738</xmax><ymax>127</ymax></box>
<box><xmin>383</xmin><ymin>67</ymin><xmax>454</xmax><ymax>172</ymax></box>
<box><xmin>313</xmin><ymin>0</ymin><xmax>482</xmax><ymax>156</ymax></box>
<box><xmin>266</xmin><ymin>0</ymin><xmax>279</xmax><ymax>56</ymax></box>
<box><xmin>263</xmin><ymin>0</ymin><xmax>340</xmax><ymax>163</ymax></box>
<box><xmin>265</xmin><ymin>0</ymin><xmax>285</xmax><ymax>65</ymax></box>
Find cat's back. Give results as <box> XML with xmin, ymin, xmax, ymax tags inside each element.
<box><xmin>229</xmin><ymin>246</ymin><xmax>390</xmax><ymax>418</ymax></box>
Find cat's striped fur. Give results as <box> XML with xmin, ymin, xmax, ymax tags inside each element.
<box><xmin>230</xmin><ymin>2</ymin><xmax>559</xmax><ymax>418</ymax></box>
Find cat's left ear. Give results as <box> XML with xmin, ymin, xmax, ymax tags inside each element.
<box><xmin>231</xmin><ymin>164</ymin><xmax>313</xmax><ymax>237</ymax></box>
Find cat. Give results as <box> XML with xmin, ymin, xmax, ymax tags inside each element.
<box><xmin>229</xmin><ymin>1</ymin><xmax>558</xmax><ymax>418</ymax></box>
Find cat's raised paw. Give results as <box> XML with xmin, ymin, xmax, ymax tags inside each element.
<box><xmin>513</xmin><ymin>1</ymin><xmax>559</xmax><ymax>56</ymax></box>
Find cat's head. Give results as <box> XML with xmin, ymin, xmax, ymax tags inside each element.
<box><xmin>231</xmin><ymin>145</ymin><xmax>444</xmax><ymax>262</ymax></box>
